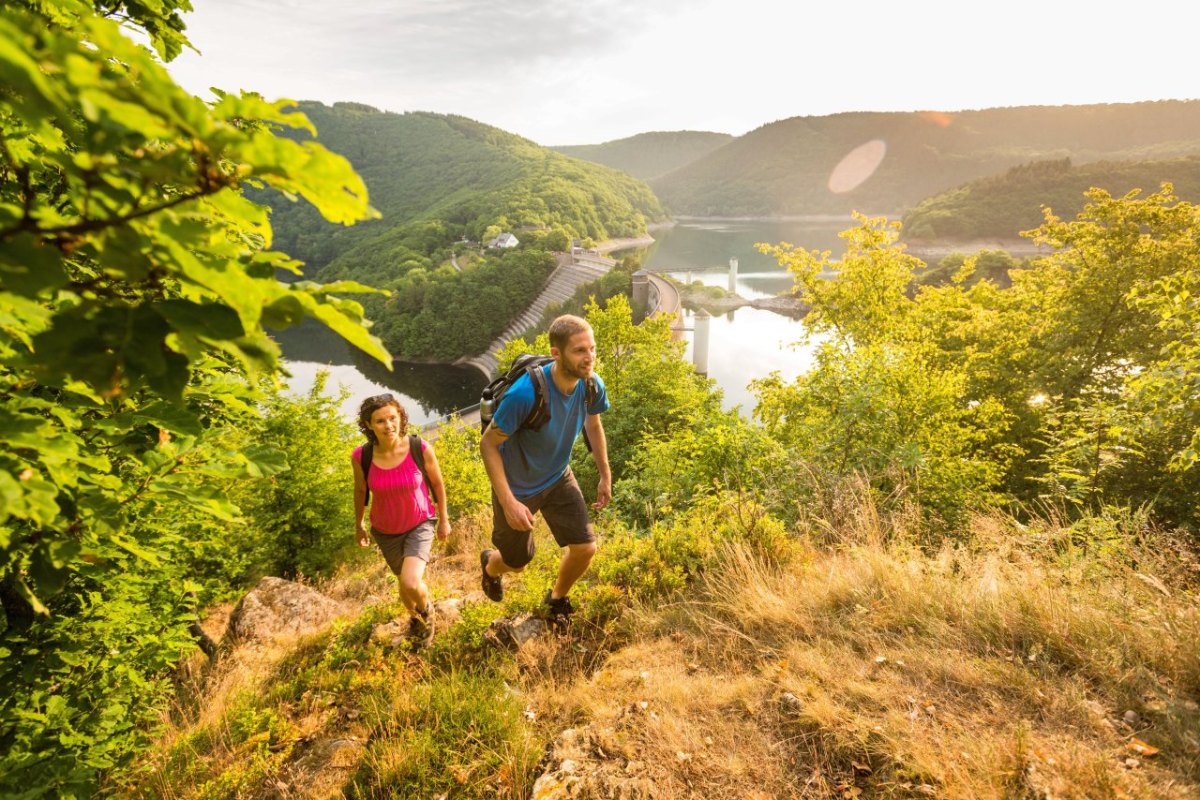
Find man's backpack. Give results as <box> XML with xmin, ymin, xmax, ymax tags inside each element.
<box><xmin>361</xmin><ymin>434</ymin><xmax>429</xmax><ymax>506</ymax></box>
<box><xmin>479</xmin><ymin>354</ymin><xmax>597</xmax><ymax>449</ymax></box>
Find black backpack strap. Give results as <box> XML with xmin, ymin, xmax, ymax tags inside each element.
<box><xmin>523</xmin><ymin>362</ymin><xmax>551</xmax><ymax>430</ymax></box>
<box><xmin>360</xmin><ymin>440</ymin><xmax>374</xmax><ymax>506</ymax></box>
<box><xmin>580</xmin><ymin>377</ymin><xmax>599</xmax><ymax>453</ymax></box>
<box><xmin>408</xmin><ymin>434</ymin><xmax>431</xmax><ymax>489</ymax></box>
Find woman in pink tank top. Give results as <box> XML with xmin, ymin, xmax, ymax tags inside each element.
<box><xmin>352</xmin><ymin>394</ymin><xmax>451</xmax><ymax>647</ymax></box>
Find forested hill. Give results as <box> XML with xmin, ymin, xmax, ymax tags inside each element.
<box><xmin>264</xmin><ymin>101</ymin><xmax>666</xmax><ymax>276</ymax></box>
<box><xmin>902</xmin><ymin>155</ymin><xmax>1200</xmax><ymax>241</ymax></box>
<box><xmin>552</xmin><ymin>130</ymin><xmax>734</xmax><ymax>181</ymax></box>
<box><xmin>651</xmin><ymin>100</ymin><xmax>1200</xmax><ymax>217</ymax></box>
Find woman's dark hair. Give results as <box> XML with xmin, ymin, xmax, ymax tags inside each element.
<box><xmin>357</xmin><ymin>393</ymin><xmax>408</xmax><ymax>443</ymax></box>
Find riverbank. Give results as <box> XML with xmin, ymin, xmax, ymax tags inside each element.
<box><xmin>593</xmin><ymin>234</ymin><xmax>655</xmax><ymax>254</ymax></box>
<box><xmin>904</xmin><ymin>237</ymin><xmax>1050</xmax><ymax>263</ymax></box>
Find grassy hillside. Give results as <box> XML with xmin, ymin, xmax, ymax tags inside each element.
<box><xmin>902</xmin><ymin>155</ymin><xmax>1200</xmax><ymax>241</ymax></box>
<box><xmin>552</xmin><ymin>130</ymin><xmax>735</xmax><ymax>181</ymax></box>
<box><xmin>263</xmin><ymin>101</ymin><xmax>667</xmax><ymax>276</ymax></box>
<box><xmin>129</xmin><ymin>500</ymin><xmax>1200</xmax><ymax>800</ymax></box>
<box><xmin>652</xmin><ymin>101</ymin><xmax>1200</xmax><ymax>217</ymax></box>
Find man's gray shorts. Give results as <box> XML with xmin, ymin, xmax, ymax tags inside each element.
<box><xmin>371</xmin><ymin>519</ymin><xmax>435</xmax><ymax>575</ymax></box>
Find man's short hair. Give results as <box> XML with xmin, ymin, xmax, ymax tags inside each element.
<box><xmin>549</xmin><ymin>314</ymin><xmax>591</xmax><ymax>351</ymax></box>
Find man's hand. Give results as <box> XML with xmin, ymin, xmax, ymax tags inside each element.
<box><xmin>592</xmin><ymin>475</ymin><xmax>612</xmax><ymax>510</ymax></box>
<box><xmin>436</xmin><ymin>517</ymin><xmax>451</xmax><ymax>541</ymax></box>
<box><xmin>356</xmin><ymin>523</ymin><xmax>370</xmax><ymax>548</ymax></box>
<box><xmin>503</xmin><ymin>497</ymin><xmax>536</xmax><ymax>531</ymax></box>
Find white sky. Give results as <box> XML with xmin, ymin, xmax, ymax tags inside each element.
<box><xmin>164</xmin><ymin>0</ymin><xmax>1199</xmax><ymax>147</ymax></box>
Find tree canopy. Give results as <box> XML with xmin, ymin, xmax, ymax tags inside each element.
<box><xmin>902</xmin><ymin>155</ymin><xmax>1200</xmax><ymax>241</ymax></box>
<box><xmin>756</xmin><ymin>193</ymin><xmax>1200</xmax><ymax>527</ymax></box>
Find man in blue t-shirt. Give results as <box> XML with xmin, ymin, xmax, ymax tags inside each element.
<box><xmin>479</xmin><ymin>314</ymin><xmax>611</xmax><ymax>624</ymax></box>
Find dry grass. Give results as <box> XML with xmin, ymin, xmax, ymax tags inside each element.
<box><xmin>596</xmin><ymin>512</ymin><xmax>1200</xmax><ymax>799</ymax></box>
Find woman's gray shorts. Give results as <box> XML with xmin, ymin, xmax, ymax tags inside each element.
<box><xmin>371</xmin><ymin>519</ymin><xmax>435</xmax><ymax>575</ymax></box>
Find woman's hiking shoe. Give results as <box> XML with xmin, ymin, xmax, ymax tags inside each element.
<box><xmin>543</xmin><ymin>590</ymin><xmax>574</xmax><ymax>630</ymax></box>
<box><xmin>480</xmin><ymin>549</ymin><xmax>503</xmax><ymax>602</ymax></box>
<box><xmin>408</xmin><ymin>605</ymin><xmax>434</xmax><ymax>648</ymax></box>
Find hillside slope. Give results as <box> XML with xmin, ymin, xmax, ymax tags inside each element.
<box><xmin>256</xmin><ymin>102</ymin><xmax>667</xmax><ymax>361</ymax></box>
<box><xmin>902</xmin><ymin>155</ymin><xmax>1200</xmax><ymax>241</ymax></box>
<box><xmin>262</xmin><ymin>102</ymin><xmax>666</xmax><ymax>276</ymax></box>
<box><xmin>132</xmin><ymin>505</ymin><xmax>1200</xmax><ymax>800</ymax></box>
<box><xmin>652</xmin><ymin>101</ymin><xmax>1200</xmax><ymax>217</ymax></box>
<box><xmin>553</xmin><ymin>130</ymin><xmax>735</xmax><ymax>181</ymax></box>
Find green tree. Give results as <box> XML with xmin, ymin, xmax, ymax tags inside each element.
<box><xmin>757</xmin><ymin>193</ymin><xmax>1200</xmax><ymax>527</ymax></box>
<box><xmin>0</xmin><ymin>1</ymin><xmax>389</xmax><ymax>793</ymax></box>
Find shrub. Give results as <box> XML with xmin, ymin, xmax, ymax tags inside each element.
<box><xmin>235</xmin><ymin>374</ymin><xmax>359</xmax><ymax>578</ymax></box>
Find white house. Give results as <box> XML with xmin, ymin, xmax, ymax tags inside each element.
<box><xmin>487</xmin><ymin>232</ymin><xmax>519</xmax><ymax>249</ymax></box>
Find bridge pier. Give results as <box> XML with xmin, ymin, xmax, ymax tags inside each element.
<box><xmin>693</xmin><ymin>308</ymin><xmax>711</xmax><ymax>375</ymax></box>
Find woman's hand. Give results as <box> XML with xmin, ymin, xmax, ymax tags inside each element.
<box><xmin>436</xmin><ymin>517</ymin><xmax>451</xmax><ymax>541</ymax></box>
<box><xmin>356</xmin><ymin>523</ymin><xmax>370</xmax><ymax>548</ymax></box>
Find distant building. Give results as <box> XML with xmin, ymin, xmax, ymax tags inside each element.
<box><xmin>487</xmin><ymin>232</ymin><xmax>519</xmax><ymax>249</ymax></box>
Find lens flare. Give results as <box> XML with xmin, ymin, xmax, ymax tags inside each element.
<box><xmin>919</xmin><ymin>110</ymin><xmax>955</xmax><ymax>129</ymax></box>
<box><xmin>827</xmin><ymin>139</ymin><xmax>887</xmax><ymax>194</ymax></box>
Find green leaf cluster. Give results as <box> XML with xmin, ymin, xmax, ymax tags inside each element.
<box><xmin>232</xmin><ymin>374</ymin><xmax>359</xmax><ymax>579</ymax></box>
<box><xmin>0</xmin><ymin>2</ymin><xmax>393</xmax><ymax>793</ymax></box>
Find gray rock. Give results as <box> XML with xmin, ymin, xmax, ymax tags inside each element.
<box><xmin>483</xmin><ymin>613</ymin><xmax>548</xmax><ymax>652</ymax></box>
<box><xmin>434</xmin><ymin>597</ymin><xmax>464</xmax><ymax>627</ymax></box>
<box><xmin>226</xmin><ymin>576</ymin><xmax>344</xmax><ymax>644</ymax></box>
<box><xmin>779</xmin><ymin>692</ymin><xmax>804</xmax><ymax>713</ymax></box>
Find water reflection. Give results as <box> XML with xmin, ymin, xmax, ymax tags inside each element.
<box><xmin>678</xmin><ymin>305</ymin><xmax>822</xmax><ymax>416</ymax></box>
<box><xmin>275</xmin><ymin>218</ymin><xmax>849</xmax><ymax>424</ymax></box>
<box><xmin>646</xmin><ymin>218</ymin><xmax>842</xmax><ymax>413</ymax></box>
<box><xmin>273</xmin><ymin>319</ymin><xmax>484</xmax><ymax>425</ymax></box>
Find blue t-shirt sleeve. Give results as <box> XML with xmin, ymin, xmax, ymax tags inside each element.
<box><xmin>492</xmin><ymin>373</ymin><xmax>536</xmax><ymax>435</ymax></box>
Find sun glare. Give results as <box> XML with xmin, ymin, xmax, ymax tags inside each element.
<box><xmin>827</xmin><ymin>139</ymin><xmax>887</xmax><ymax>194</ymax></box>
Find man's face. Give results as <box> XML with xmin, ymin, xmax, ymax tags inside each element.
<box><xmin>554</xmin><ymin>328</ymin><xmax>596</xmax><ymax>381</ymax></box>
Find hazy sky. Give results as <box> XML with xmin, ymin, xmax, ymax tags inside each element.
<box><xmin>165</xmin><ymin>0</ymin><xmax>1197</xmax><ymax>147</ymax></box>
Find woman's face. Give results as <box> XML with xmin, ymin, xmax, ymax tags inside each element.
<box><xmin>369</xmin><ymin>403</ymin><xmax>403</xmax><ymax>443</ymax></box>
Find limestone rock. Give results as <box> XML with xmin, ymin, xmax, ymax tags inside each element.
<box><xmin>530</xmin><ymin>725</ymin><xmax>659</xmax><ymax>799</ymax></box>
<box><xmin>227</xmin><ymin>576</ymin><xmax>344</xmax><ymax>644</ymax></box>
<box><xmin>483</xmin><ymin>612</ymin><xmax>548</xmax><ymax>652</ymax></box>
<box><xmin>434</xmin><ymin>597</ymin><xmax>464</xmax><ymax>627</ymax></box>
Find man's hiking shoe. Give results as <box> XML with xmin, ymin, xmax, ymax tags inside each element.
<box><xmin>407</xmin><ymin>605</ymin><xmax>434</xmax><ymax>648</ymax></box>
<box><xmin>543</xmin><ymin>590</ymin><xmax>574</xmax><ymax>631</ymax></box>
<box><xmin>480</xmin><ymin>549</ymin><xmax>503</xmax><ymax>602</ymax></box>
